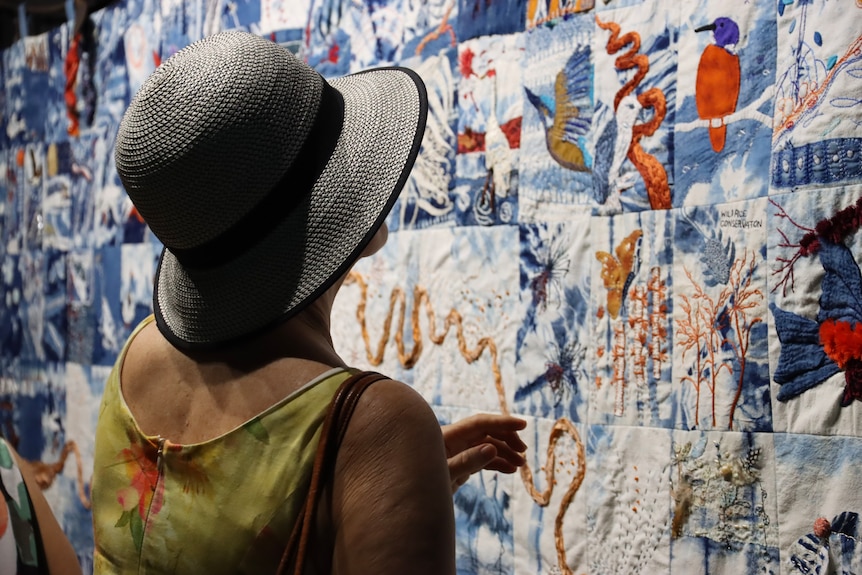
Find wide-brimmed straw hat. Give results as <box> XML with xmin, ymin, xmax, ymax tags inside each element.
<box><xmin>114</xmin><ymin>31</ymin><xmax>427</xmax><ymax>349</ymax></box>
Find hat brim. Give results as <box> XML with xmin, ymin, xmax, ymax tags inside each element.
<box><xmin>152</xmin><ymin>66</ymin><xmax>427</xmax><ymax>350</ymax></box>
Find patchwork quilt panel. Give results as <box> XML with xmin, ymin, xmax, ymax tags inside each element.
<box><xmin>1</xmin><ymin>0</ymin><xmax>861</xmax><ymax>573</ymax></box>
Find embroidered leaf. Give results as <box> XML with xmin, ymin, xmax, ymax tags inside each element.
<box><xmin>245</xmin><ymin>418</ymin><xmax>270</xmax><ymax>444</ymax></box>
<box><xmin>701</xmin><ymin>231</ymin><xmax>735</xmax><ymax>287</ymax></box>
<box><xmin>832</xmin><ymin>511</ymin><xmax>859</xmax><ymax>538</ymax></box>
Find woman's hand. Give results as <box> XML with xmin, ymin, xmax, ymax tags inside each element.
<box><xmin>441</xmin><ymin>414</ymin><xmax>527</xmax><ymax>492</ymax></box>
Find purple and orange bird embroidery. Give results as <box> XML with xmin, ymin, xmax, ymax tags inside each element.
<box><xmin>695</xmin><ymin>17</ymin><xmax>741</xmax><ymax>153</ymax></box>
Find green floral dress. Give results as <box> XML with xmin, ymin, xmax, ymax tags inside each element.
<box><xmin>92</xmin><ymin>315</ymin><xmax>355</xmax><ymax>574</ymax></box>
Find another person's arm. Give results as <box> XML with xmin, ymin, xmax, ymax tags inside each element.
<box><xmin>10</xmin><ymin>447</ymin><xmax>82</xmax><ymax>575</ymax></box>
<box><xmin>330</xmin><ymin>379</ymin><xmax>456</xmax><ymax>575</ymax></box>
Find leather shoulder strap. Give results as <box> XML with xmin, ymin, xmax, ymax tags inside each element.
<box><xmin>278</xmin><ymin>370</ymin><xmax>388</xmax><ymax>574</ymax></box>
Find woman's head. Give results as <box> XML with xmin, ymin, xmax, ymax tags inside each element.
<box><xmin>114</xmin><ymin>31</ymin><xmax>427</xmax><ymax>350</ymax></box>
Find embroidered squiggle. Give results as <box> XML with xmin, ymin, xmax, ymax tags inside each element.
<box><xmin>26</xmin><ymin>440</ymin><xmax>91</xmax><ymax>509</ymax></box>
<box><xmin>345</xmin><ymin>271</ymin><xmax>585</xmax><ymax>575</ymax></box>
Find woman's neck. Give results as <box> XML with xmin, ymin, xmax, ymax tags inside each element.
<box><xmin>176</xmin><ymin>300</ymin><xmax>346</xmax><ymax>370</ymax></box>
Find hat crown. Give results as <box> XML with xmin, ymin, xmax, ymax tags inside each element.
<box><xmin>115</xmin><ymin>31</ymin><xmax>324</xmax><ymax>250</ymax></box>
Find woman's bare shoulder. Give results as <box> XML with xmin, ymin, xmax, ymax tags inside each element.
<box><xmin>330</xmin><ymin>377</ymin><xmax>456</xmax><ymax>575</ymax></box>
<box><xmin>344</xmin><ymin>377</ymin><xmax>439</xmax><ymax>436</ymax></box>
<box><xmin>336</xmin><ymin>377</ymin><xmax>446</xmax><ymax>483</ymax></box>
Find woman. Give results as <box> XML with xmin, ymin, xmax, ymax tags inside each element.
<box><xmin>92</xmin><ymin>30</ymin><xmax>526</xmax><ymax>574</ymax></box>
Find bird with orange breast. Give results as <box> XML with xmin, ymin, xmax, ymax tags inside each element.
<box><xmin>694</xmin><ymin>17</ymin><xmax>740</xmax><ymax>153</ymax></box>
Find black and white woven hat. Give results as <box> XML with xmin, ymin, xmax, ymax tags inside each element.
<box><xmin>114</xmin><ymin>31</ymin><xmax>427</xmax><ymax>349</ymax></box>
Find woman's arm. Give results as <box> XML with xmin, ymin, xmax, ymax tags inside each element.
<box><xmin>329</xmin><ymin>379</ymin><xmax>456</xmax><ymax>575</ymax></box>
<box><xmin>442</xmin><ymin>413</ymin><xmax>527</xmax><ymax>492</ymax></box>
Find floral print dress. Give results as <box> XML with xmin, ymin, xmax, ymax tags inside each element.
<box><xmin>92</xmin><ymin>315</ymin><xmax>355</xmax><ymax>574</ymax></box>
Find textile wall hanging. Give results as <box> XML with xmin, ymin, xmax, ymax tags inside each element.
<box><xmin>0</xmin><ymin>0</ymin><xmax>861</xmax><ymax>573</ymax></box>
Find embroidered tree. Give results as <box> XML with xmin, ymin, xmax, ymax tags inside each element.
<box><xmin>597</xmin><ymin>260</ymin><xmax>669</xmax><ymax>423</ymax></box>
<box><xmin>676</xmin><ymin>283</ymin><xmax>709</xmax><ymax>425</ymax></box>
<box><xmin>676</xmin><ymin>248</ymin><xmax>763</xmax><ymax>430</ymax></box>
<box><xmin>677</xmin><ymin>269</ymin><xmax>730</xmax><ymax>427</ymax></box>
<box><xmin>719</xmin><ymin>252</ymin><xmax>763</xmax><ymax>428</ymax></box>
<box><xmin>771</xmin><ymin>196</ymin><xmax>862</xmax><ymax>295</ymax></box>
<box><xmin>628</xmin><ymin>283</ymin><xmax>649</xmax><ymax>417</ymax></box>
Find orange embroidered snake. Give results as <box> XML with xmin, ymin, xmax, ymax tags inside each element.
<box><xmin>595</xmin><ymin>15</ymin><xmax>671</xmax><ymax>211</ymax></box>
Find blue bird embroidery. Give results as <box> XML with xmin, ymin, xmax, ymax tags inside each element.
<box><xmin>524</xmin><ymin>44</ymin><xmax>592</xmax><ymax>172</ymax></box>
<box><xmin>771</xmin><ymin>238</ymin><xmax>862</xmax><ymax>405</ymax></box>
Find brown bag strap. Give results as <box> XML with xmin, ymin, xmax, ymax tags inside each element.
<box><xmin>277</xmin><ymin>370</ymin><xmax>388</xmax><ymax>575</ymax></box>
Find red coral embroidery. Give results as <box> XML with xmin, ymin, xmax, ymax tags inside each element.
<box><xmin>459</xmin><ymin>47</ymin><xmax>476</xmax><ymax>79</ymax></box>
<box><xmin>819</xmin><ymin>319</ymin><xmax>862</xmax><ymax>370</ymax></box>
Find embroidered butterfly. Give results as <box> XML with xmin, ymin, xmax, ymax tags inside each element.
<box><xmin>595</xmin><ymin>229</ymin><xmax>643</xmax><ymax>319</ymax></box>
<box><xmin>771</xmin><ymin>238</ymin><xmax>862</xmax><ymax>406</ymax></box>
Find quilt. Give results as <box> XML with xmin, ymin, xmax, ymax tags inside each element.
<box><xmin>1</xmin><ymin>0</ymin><xmax>861</xmax><ymax>573</ymax></box>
